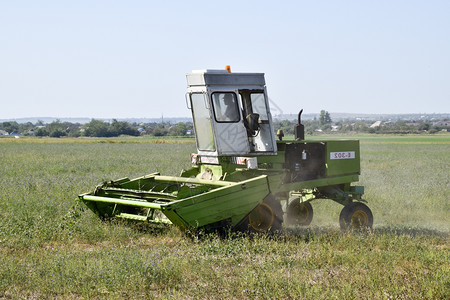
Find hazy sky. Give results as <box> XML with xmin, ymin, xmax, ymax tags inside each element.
<box><xmin>1</xmin><ymin>0</ymin><xmax>449</xmax><ymax>119</ymax></box>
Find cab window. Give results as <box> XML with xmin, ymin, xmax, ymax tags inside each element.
<box><xmin>190</xmin><ymin>93</ymin><xmax>215</xmax><ymax>151</ymax></box>
<box><xmin>250</xmin><ymin>93</ymin><xmax>269</xmax><ymax>121</ymax></box>
<box><xmin>211</xmin><ymin>92</ymin><xmax>240</xmax><ymax>122</ymax></box>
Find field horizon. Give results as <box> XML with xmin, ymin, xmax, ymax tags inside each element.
<box><xmin>1</xmin><ymin>111</ymin><xmax>449</xmax><ymax>124</ymax></box>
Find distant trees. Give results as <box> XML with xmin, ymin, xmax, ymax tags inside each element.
<box><xmin>272</xmin><ymin>112</ymin><xmax>449</xmax><ymax>136</ymax></box>
<box><xmin>0</xmin><ymin>121</ymin><xmax>20</xmax><ymax>133</ymax></box>
<box><xmin>80</xmin><ymin>120</ymin><xmax>192</xmax><ymax>137</ymax></box>
<box><xmin>141</xmin><ymin>122</ymin><xmax>191</xmax><ymax>137</ymax></box>
<box><xmin>83</xmin><ymin>119</ymin><xmax>139</xmax><ymax>137</ymax></box>
<box><xmin>152</xmin><ymin>124</ymin><xmax>169</xmax><ymax>137</ymax></box>
<box><xmin>32</xmin><ymin>120</ymin><xmax>80</xmax><ymax>137</ymax></box>
<box><xmin>274</xmin><ymin>110</ymin><xmax>334</xmax><ymax>135</ymax></box>
<box><xmin>83</xmin><ymin>119</ymin><xmax>110</xmax><ymax>137</ymax></box>
<box><xmin>47</xmin><ymin>120</ymin><xmax>67</xmax><ymax>137</ymax></box>
<box><xmin>274</xmin><ymin>119</ymin><xmax>319</xmax><ymax>135</ymax></box>
<box><xmin>0</xmin><ymin>115</ymin><xmax>447</xmax><ymax>138</ymax></box>
<box><xmin>319</xmin><ymin>110</ymin><xmax>332</xmax><ymax>129</ymax></box>
<box><xmin>110</xmin><ymin>119</ymin><xmax>140</xmax><ymax>136</ymax></box>
<box><xmin>171</xmin><ymin>122</ymin><xmax>188</xmax><ymax>136</ymax></box>
<box><xmin>34</xmin><ymin>127</ymin><xmax>49</xmax><ymax>137</ymax></box>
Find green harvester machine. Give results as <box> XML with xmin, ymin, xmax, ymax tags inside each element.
<box><xmin>79</xmin><ymin>67</ymin><xmax>373</xmax><ymax>233</ymax></box>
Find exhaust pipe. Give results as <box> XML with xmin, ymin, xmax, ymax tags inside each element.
<box><xmin>294</xmin><ymin>109</ymin><xmax>305</xmax><ymax>141</ymax></box>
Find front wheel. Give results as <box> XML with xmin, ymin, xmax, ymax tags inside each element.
<box><xmin>248</xmin><ymin>203</ymin><xmax>276</xmax><ymax>232</ymax></box>
<box><xmin>339</xmin><ymin>202</ymin><xmax>373</xmax><ymax>231</ymax></box>
<box><xmin>239</xmin><ymin>194</ymin><xmax>283</xmax><ymax>233</ymax></box>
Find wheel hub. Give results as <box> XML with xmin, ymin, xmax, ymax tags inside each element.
<box><xmin>351</xmin><ymin>210</ymin><xmax>369</xmax><ymax>228</ymax></box>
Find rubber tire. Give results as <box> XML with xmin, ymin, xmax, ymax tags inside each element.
<box><xmin>339</xmin><ymin>202</ymin><xmax>373</xmax><ymax>231</ymax></box>
<box><xmin>264</xmin><ymin>195</ymin><xmax>283</xmax><ymax>232</ymax></box>
<box><xmin>286</xmin><ymin>200</ymin><xmax>313</xmax><ymax>226</ymax></box>
<box><xmin>239</xmin><ymin>194</ymin><xmax>283</xmax><ymax>233</ymax></box>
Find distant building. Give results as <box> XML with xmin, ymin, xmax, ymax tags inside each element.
<box><xmin>370</xmin><ymin>121</ymin><xmax>382</xmax><ymax>128</ymax></box>
<box><xmin>432</xmin><ymin>121</ymin><xmax>449</xmax><ymax>127</ymax></box>
<box><xmin>0</xmin><ymin>130</ymin><xmax>9</xmax><ymax>136</ymax></box>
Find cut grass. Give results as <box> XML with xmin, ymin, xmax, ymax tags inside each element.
<box><xmin>0</xmin><ymin>135</ymin><xmax>449</xmax><ymax>298</ymax></box>
<box><xmin>0</xmin><ymin>229</ymin><xmax>447</xmax><ymax>299</ymax></box>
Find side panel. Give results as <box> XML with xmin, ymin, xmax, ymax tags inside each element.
<box><xmin>165</xmin><ymin>176</ymin><xmax>270</xmax><ymax>229</ymax></box>
<box><xmin>325</xmin><ymin>140</ymin><xmax>360</xmax><ymax>176</ymax></box>
<box><xmin>214</xmin><ymin>122</ymin><xmax>250</xmax><ymax>155</ymax></box>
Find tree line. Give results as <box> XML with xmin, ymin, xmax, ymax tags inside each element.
<box><xmin>0</xmin><ymin>119</ymin><xmax>193</xmax><ymax>138</ymax></box>
<box><xmin>274</xmin><ymin>118</ymin><xmax>448</xmax><ymax>135</ymax></box>
<box><xmin>0</xmin><ymin>112</ymin><xmax>448</xmax><ymax>138</ymax></box>
<box><xmin>275</xmin><ymin>110</ymin><xmax>448</xmax><ymax>135</ymax></box>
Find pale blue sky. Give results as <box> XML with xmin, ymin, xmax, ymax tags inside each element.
<box><xmin>1</xmin><ymin>0</ymin><xmax>449</xmax><ymax>119</ymax></box>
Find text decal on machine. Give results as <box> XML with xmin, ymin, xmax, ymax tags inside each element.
<box><xmin>330</xmin><ymin>151</ymin><xmax>355</xmax><ymax>160</ymax></box>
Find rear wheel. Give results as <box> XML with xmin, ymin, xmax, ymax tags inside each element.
<box><xmin>286</xmin><ymin>200</ymin><xmax>313</xmax><ymax>226</ymax></box>
<box><xmin>339</xmin><ymin>202</ymin><xmax>373</xmax><ymax>231</ymax></box>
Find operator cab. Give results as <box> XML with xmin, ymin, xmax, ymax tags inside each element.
<box><xmin>186</xmin><ymin>68</ymin><xmax>277</xmax><ymax>157</ymax></box>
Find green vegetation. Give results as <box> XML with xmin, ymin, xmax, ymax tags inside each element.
<box><xmin>274</xmin><ymin>118</ymin><xmax>449</xmax><ymax>135</ymax></box>
<box><xmin>318</xmin><ymin>109</ymin><xmax>332</xmax><ymax>129</ymax></box>
<box><xmin>0</xmin><ymin>120</ymin><xmax>194</xmax><ymax>138</ymax></box>
<box><xmin>0</xmin><ymin>135</ymin><xmax>448</xmax><ymax>298</ymax></box>
<box><xmin>1</xmin><ymin>116</ymin><xmax>448</xmax><ymax>139</ymax></box>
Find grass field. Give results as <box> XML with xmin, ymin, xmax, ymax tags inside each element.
<box><xmin>0</xmin><ymin>134</ymin><xmax>449</xmax><ymax>298</ymax></box>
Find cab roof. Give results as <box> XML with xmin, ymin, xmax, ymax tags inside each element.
<box><xmin>186</xmin><ymin>69</ymin><xmax>265</xmax><ymax>87</ymax></box>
